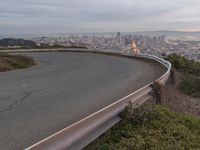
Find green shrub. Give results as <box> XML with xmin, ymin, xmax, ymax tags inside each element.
<box><xmin>179</xmin><ymin>75</ymin><xmax>200</xmax><ymax>97</ymax></box>
<box><xmin>166</xmin><ymin>54</ymin><xmax>200</xmax><ymax>76</ymax></box>
<box><xmin>166</xmin><ymin>54</ymin><xmax>200</xmax><ymax>97</ymax></box>
<box><xmin>85</xmin><ymin>105</ymin><xmax>200</xmax><ymax>150</ymax></box>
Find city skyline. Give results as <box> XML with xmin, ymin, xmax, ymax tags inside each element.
<box><xmin>1</xmin><ymin>0</ymin><xmax>200</xmax><ymax>34</ymax></box>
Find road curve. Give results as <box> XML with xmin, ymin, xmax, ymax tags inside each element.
<box><xmin>0</xmin><ymin>52</ymin><xmax>166</xmax><ymax>150</ymax></box>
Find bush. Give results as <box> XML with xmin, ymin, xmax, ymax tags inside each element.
<box><xmin>166</xmin><ymin>54</ymin><xmax>200</xmax><ymax>97</ymax></box>
<box><xmin>166</xmin><ymin>54</ymin><xmax>200</xmax><ymax>76</ymax></box>
<box><xmin>179</xmin><ymin>75</ymin><xmax>200</xmax><ymax>97</ymax></box>
<box><xmin>85</xmin><ymin>105</ymin><xmax>200</xmax><ymax>150</ymax></box>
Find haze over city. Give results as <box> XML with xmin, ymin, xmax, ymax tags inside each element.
<box><xmin>1</xmin><ymin>0</ymin><xmax>200</xmax><ymax>34</ymax></box>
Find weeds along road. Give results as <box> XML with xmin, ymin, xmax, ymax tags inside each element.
<box><xmin>0</xmin><ymin>52</ymin><xmax>166</xmax><ymax>150</ymax></box>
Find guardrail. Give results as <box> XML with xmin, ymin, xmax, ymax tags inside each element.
<box><xmin>11</xmin><ymin>49</ymin><xmax>170</xmax><ymax>150</ymax></box>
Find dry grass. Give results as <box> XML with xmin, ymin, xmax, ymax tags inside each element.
<box><xmin>0</xmin><ymin>53</ymin><xmax>35</xmax><ymax>72</ymax></box>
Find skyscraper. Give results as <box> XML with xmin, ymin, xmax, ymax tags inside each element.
<box><xmin>117</xmin><ymin>32</ymin><xmax>121</xmax><ymax>43</ymax></box>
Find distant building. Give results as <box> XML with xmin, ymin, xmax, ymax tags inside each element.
<box><xmin>117</xmin><ymin>32</ymin><xmax>121</xmax><ymax>43</ymax></box>
<box><xmin>158</xmin><ymin>35</ymin><xmax>166</xmax><ymax>42</ymax></box>
<box><xmin>125</xmin><ymin>38</ymin><xmax>132</xmax><ymax>45</ymax></box>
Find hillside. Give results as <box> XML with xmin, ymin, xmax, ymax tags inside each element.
<box><xmin>85</xmin><ymin>104</ymin><xmax>200</xmax><ymax>150</ymax></box>
<box><xmin>0</xmin><ymin>38</ymin><xmax>37</xmax><ymax>48</ymax></box>
<box><xmin>133</xmin><ymin>31</ymin><xmax>200</xmax><ymax>40</ymax></box>
<box><xmin>166</xmin><ymin>54</ymin><xmax>200</xmax><ymax>97</ymax></box>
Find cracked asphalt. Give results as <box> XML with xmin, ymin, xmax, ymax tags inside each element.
<box><xmin>0</xmin><ymin>52</ymin><xmax>166</xmax><ymax>150</ymax></box>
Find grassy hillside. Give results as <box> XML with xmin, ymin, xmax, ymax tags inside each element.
<box><xmin>0</xmin><ymin>53</ymin><xmax>35</xmax><ymax>72</ymax></box>
<box><xmin>166</xmin><ymin>54</ymin><xmax>200</xmax><ymax>97</ymax></box>
<box><xmin>85</xmin><ymin>104</ymin><xmax>200</xmax><ymax>150</ymax></box>
<box><xmin>0</xmin><ymin>38</ymin><xmax>37</xmax><ymax>48</ymax></box>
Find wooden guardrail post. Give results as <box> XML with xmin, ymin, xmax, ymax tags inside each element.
<box><xmin>152</xmin><ymin>81</ymin><xmax>164</xmax><ymax>105</ymax></box>
<box><xmin>170</xmin><ymin>67</ymin><xmax>176</xmax><ymax>84</ymax></box>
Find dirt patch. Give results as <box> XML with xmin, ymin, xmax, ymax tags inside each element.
<box><xmin>163</xmin><ymin>71</ymin><xmax>200</xmax><ymax>117</ymax></box>
<box><xmin>0</xmin><ymin>53</ymin><xmax>35</xmax><ymax>72</ymax></box>
<box><xmin>0</xmin><ymin>58</ymin><xmax>10</xmax><ymax>71</ymax></box>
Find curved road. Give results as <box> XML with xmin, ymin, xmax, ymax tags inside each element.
<box><xmin>0</xmin><ymin>52</ymin><xmax>165</xmax><ymax>150</ymax></box>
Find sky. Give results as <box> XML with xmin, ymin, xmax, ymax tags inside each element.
<box><xmin>0</xmin><ymin>0</ymin><xmax>200</xmax><ymax>34</ymax></box>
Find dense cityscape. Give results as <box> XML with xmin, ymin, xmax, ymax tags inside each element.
<box><xmin>1</xmin><ymin>32</ymin><xmax>200</xmax><ymax>61</ymax></box>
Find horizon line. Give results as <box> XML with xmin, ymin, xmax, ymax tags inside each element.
<box><xmin>1</xmin><ymin>30</ymin><xmax>200</xmax><ymax>36</ymax></box>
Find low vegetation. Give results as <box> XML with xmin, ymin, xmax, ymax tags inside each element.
<box><xmin>166</xmin><ymin>54</ymin><xmax>200</xmax><ymax>76</ymax></box>
<box><xmin>0</xmin><ymin>38</ymin><xmax>37</xmax><ymax>48</ymax></box>
<box><xmin>166</xmin><ymin>54</ymin><xmax>200</xmax><ymax>97</ymax></box>
<box><xmin>0</xmin><ymin>38</ymin><xmax>88</xmax><ymax>50</ymax></box>
<box><xmin>85</xmin><ymin>104</ymin><xmax>200</xmax><ymax>150</ymax></box>
<box><xmin>36</xmin><ymin>45</ymin><xmax>88</xmax><ymax>49</ymax></box>
<box><xmin>179</xmin><ymin>75</ymin><xmax>200</xmax><ymax>97</ymax></box>
<box><xmin>0</xmin><ymin>53</ymin><xmax>35</xmax><ymax>72</ymax></box>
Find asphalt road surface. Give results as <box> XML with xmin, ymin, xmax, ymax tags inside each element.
<box><xmin>0</xmin><ymin>52</ymin><xmax>166</xmax><ymax>150</ymax></box>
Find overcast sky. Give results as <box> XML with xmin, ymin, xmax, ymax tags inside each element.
<box><xmin>1</xmin><ymin>0</ymin><xmax>200</xmax><ymax>34</ymax></box>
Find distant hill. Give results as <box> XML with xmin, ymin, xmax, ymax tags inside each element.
<box><xmin>133</xmin><ymin>31</ymin><xmax>200</xmax><ymax>41</ymax></box>
<box><xmin>0</xmin><ymin>38</ymin><xmax>37</xmax><ymax>48</ymax></box>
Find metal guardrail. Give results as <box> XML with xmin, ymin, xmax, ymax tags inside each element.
<box><xmin>6</xmin><ymin>49</ymin><xmax>171</xmax><ymax>150</ymax></box>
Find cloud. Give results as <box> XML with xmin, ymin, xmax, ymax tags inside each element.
<box><xmin>0</xmin><ymin>0</ymin><xmax>200</xmax><ymax>34</ymax></box>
